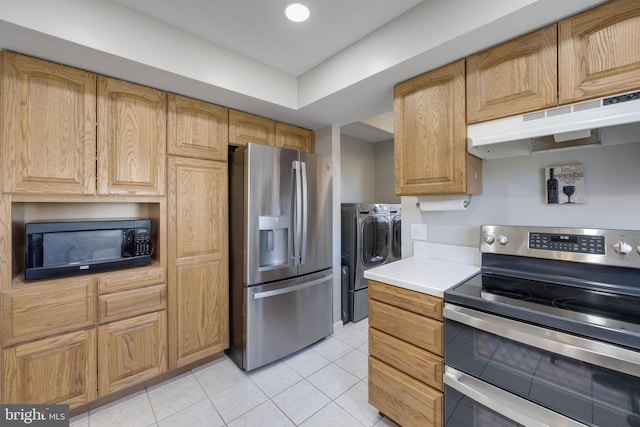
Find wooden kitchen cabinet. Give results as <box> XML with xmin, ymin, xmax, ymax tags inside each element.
<box><xmin>275</xmin><ymin>122</ymin><xmax>315</xmax><ymax>152</ymax></box>
<box><xmin>168</xmin><ymin>94</ymin><xmax>229</xmax><ymax>161</ymax></box>
<box><xmin>559</xmin><ymin>0</ymin><xmax>640</xmax><ymax>104</ymax></box>
<box><xmin>368</xmin><ymin>280</ymin><xmax>444</xmax><ymax>427</ymax></box>
<box><xmin>467</xmin><ymin>25</ymin><xmax>558</xmax><ymax>123</ymax></box>
<box><xmin>98</xmin><ymin>310</ymin><xmax>167</xmax><ymax>396</ymax></box>
<box><xmin>229</xmin><ymin>109</ymin><xmax>276</xmax><ymax>147</ymax></box>
<box><xmin>1</xmin><ymin>51</ymin><xmax>97</xmax><ymax>195</ymax></box>
<box><xmin>394</xmin><ymin>60</ymin><xmax>482</xmax><ymax>196</ymax></box>
<box><xmin>167</xmin><ymin>156</ymin><xmax>229</xmax><ymax>368</ymax></box>
<box><xmin>2</xmin><ymin>328</ymin><xmax>97</xmax><ymax>409</ymax></box>
<box><xmin>97</xmin><ymin>76</ymin><xmax>166</xmax><ymax>196</ymax></box>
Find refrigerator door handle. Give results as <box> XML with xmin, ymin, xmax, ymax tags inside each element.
<box><xmin>300</xmin><ymin>161</ymin><xmax>308</xmax><ymax>265</ymax></box>
<box><xmin>293</xmin><ymin>160</ymin><xmax>303</xmax><ymax>265</ymax></box>
<box><xmin>251</xmin><ymin>275</ymin><xmax>332</xmax><ymax>299</ymax></box>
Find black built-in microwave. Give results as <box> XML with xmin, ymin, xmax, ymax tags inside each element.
<box><xmin>25</xmin><ymin>219</ymin><xmax>152</xmax><ymax>281</ymax></box>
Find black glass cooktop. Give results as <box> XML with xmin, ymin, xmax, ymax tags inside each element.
<box><xmin>445</xmin><ymin>255</ymin><xmax>640</xmax><ymax>351</ymax></box>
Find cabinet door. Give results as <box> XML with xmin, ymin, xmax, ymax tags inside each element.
<box><xmin>275</xmin><ymin>122</ymin><xmax>315</xmax><ymax>152</ymax></box>
<box><xmin>2</xmin><ymin>329</ymin><xmax>97</xmax><ymax>408</ymax></box>
<box><xmin>167</xmin><ymin>157</ymin><xmax>229</xmax><ymax>368</ymax></box>
<box><xmin>467</xmin><ymin>25</ymin><xmax>558</xmax><ymax>123</ymax></box>
<box><xmin>97</xmin><ymin>76</ymin><xmax>166</xmax><ymax>195</ymax></box>
<box><xmin>559</xmin><ymin>0</ymin><xmax>640</xmax><ymax>103</ymax></box>
<box><xmin>229</xmin><ymin>110</ymin><xmax>275</xmax><ymax>147</ymax></box>
<box><xmin>98</xmin><ymin>311</ymin><xmax>167</xmax><ymax>396</ymax></box>
<box><xmin>1</xmin><ymin>51</ymin><xmax>96</xmax><ymax>195</ymax></box>
<box><xmin>394</xmin><ymin>60</ymin><xmax>469</xmax><ymax>195</ymax></box>
<box><xmin>168</xmin><ymin>94</ymin><xmax>228</xmax><ymax>161</ymax></box>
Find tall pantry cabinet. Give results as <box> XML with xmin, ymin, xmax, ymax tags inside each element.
<box><xmin>0</xmin><ymin>50</ymin><xmax>169</xmax><ymax>409</ymax></box>
<box><xmin>167</xmin><ymin>94</ymin><xmax>229</xmax><ymax>369</ymax></box>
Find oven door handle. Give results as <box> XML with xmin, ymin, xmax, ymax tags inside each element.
<box><xmin>444</xmin><ymin>303</ymin><xmax>640</xmax><ymax>378</ymax></box>
<box><xmin>444</xmin><ymin>366</ymin><xmax>588</xmax><ymax>427</ymax></box>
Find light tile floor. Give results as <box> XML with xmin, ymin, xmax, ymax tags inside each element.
<box><xmin>70</xmin><ymin>319</ymin><xmax>399</xmax><ymax>427</ymax></box>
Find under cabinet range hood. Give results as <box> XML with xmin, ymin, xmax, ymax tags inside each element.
<box><xmin>468</xmin><ymin>90</ymin><xmax>640</xmax><ymax>159</ymax></box>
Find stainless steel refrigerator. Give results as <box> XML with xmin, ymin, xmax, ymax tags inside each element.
<box><xmin>228</xmin><ymin>143</ymin><xmax>333</xmax><ymax>371</ymax></box>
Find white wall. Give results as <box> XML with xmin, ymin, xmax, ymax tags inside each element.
<box><xmin>374</xmin><ymin>139</ymin><xmax>400</xmax><ymax>203</ymax></box>
<box><xmin>340</xmin><ymin>135</ymin><xmax>376</xmax><ymax>203</ymax></box>
<box><xmin>401</xmin><ymin>142</ymin><xmax>640</xmax><ymax>256</ymax></box>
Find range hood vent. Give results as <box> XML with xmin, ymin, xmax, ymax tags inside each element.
<box><xmin>468</xmin><ymin>91</ymin><xmax>640</xmax><ymax>159</ymax></box>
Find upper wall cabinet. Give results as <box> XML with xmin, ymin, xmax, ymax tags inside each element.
<box><xmin>467</xmin><ymin>25</ymin><xmax>558</xmax><ymax>124</ymax></box>
<box><xmin>275</xmin><ymin>123</ymin><xmax>315</xmax><ymax>153</ymax></box>
<box><xmin>559</xmin><ymin>0</ymin><xmax>640</xmax><ymax>104</ymax></box>
<box><xmin>1</xmin><ymin>51</ymin><xmax>97</xmax><ymax>195</ymax></box>
<box><xmin>395</xmin><ymin>60</ymin><xmax>481</xmax><ymax>196</ymax></box>
<box><xmin>168</xmin><ymin>94</ymin><xmax>228</xmax><ymax>161</ymax></box>
<box><xmin>97</xmin><ymin>77</ymin><xmax>166</xmax><ymax>196</ymax></box>
<box><xmin>229</xmin><ymin>110</ymin><xmax>275</xmax><ymax>147</ymax></box>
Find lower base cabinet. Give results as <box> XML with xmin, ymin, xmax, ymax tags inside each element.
<box><xmin>368</xmin><ymin>280</ymin><xmax>444</xmax><ymax>427</ymax></box>
<box><xmin>98</xmin><ymin>311</ymin><xmax>167</xmax><ymax>396</ymax></box>
<box><xmin>1</xmin><ymin>329</ymin><xmax>97</xmax><ymax>408</ymax></box>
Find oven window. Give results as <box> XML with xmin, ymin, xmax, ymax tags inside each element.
<box><xmin>445</xmin><ymin>320</ymin><xmax>640</xmax><ymax>426</ymax></box>
<box><xmin>445</xmin><ymin>385</ymin><xmax>524</xmax><ymax>427</ymax></box>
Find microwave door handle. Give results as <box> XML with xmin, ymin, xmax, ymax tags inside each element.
<box><xmin>300</xmin><ymin>161</ymin><xmax>308</xmax><ymax>265</ymax></box>
<box><xmin>292</xmin><ymin>160</ymin><xmax>302</xmax><ymax>265</ymax></box>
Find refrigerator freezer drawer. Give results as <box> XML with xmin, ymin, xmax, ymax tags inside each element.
<box><xmin>244</xmin><ymin>271</ymin><xmax>333</xmax><ymax>370</ymax></box>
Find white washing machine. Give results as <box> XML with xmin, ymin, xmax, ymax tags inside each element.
<box><xmin>388</xmin><ymin>204</ymin><xmax>402</xmax><ymax>263</ymax></box>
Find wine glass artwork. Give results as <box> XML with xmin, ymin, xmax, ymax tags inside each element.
<box><xmin>562</xmin><ymin>185</ymin><xmax>576</xmax><ymax>204</ymax></box>
<box><xmin>545</xmin><ymin>164</ymin><xmax>585</xmax><ymax>205</ymax></box>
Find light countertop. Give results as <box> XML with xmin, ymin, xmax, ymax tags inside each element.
<box><xmin>363</xmin><ymin>243</ymin><xmax>481</xmax><ymax>298</ymax></box>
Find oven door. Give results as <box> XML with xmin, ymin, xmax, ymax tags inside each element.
<box><xmin>444</xmin><ymin>304</ymin><xmax>640</xmax><ymax>427</ymax></box>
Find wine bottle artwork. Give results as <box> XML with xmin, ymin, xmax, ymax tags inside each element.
<box><xmin>544</xmin><ymin>164</ymin><xmax>585</xmax><ymax>205</ymax></box>
<box><xmin>546</xmin><ymin>168</ymin><xmax>558</xmax><ymax>204</ymax></box>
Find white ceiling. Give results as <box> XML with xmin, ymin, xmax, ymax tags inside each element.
<box><xmin>0</xmin><ymin>0</ymin><xmax>609</xmax><ymax>142</ymax></box>
<box><xmin>111</xmin><ymin>0</ymin><xmax>424</xmax><ymax>77</ymax></box>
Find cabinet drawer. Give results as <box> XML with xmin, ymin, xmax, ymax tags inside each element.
<box><xmin>369</xmin><ymin>280</ymin><xmax>443</xmax><ymax>321</ymax></box>
<box><xmin>369</xmin><ymin>356</ymin><xmax>442</xmax><ymax>427</ymax></box>
<box><xmin>369</xmin><ymin>299</ymin><xmax>443</xmax><ymax>356</ymax></box>
<box><xmin>2</xmin><ymin>278</ymin><xmax>96</xmax><ymax>345</ymax></box>
<box><xmin>369</xmin><ymin>327</ymin><xmax>443</xmax><ymax>392</ymax></box>
<box><xmin>98</xmin><ymin>284</ymin><xmax>166</xmax><ymax>324</ymax></box>
<box><xmin>98</xmin><ymin>264</ymin><xmax>165</xmax><ymax>294</ymax></box>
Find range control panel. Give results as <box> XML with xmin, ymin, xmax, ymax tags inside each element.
<box><xmin>480</xmin><ymin>225</ymin><xmax>640</xmax><ymax>269</ymax></box>
<box><xmin>529</xmin><ymin>233</ymin><xmax>605</xmax><ymax>254</ymax></box>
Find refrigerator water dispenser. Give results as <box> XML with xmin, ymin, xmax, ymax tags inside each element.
<box><xmin>258</xmin><ymin>215</ymin><xmax>290</xmax><ymax>269</ymax></box>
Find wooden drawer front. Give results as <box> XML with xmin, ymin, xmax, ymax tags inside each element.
<box><xmin>2</xmin><ymin>278</ymin><xmax>96</xmax><ymax>345</ymax></box>
<box><xmin>98</xmin><ymin>264</ymin><xmax>166</xmax><ymax>294</ymax></box>
<box><xmin>2</xmin><ymin>329</ymin><xmax>97</xmax><ymax>408</ymax></box>
<box><xmin>369</xmin><ymin>299</ymin><xmax>443</xmax><ymax>356</ymax></box>
<box><xmin>370</xmin><ymin>327</ymin><xmax>443</xmax><ymax>392</ymax></box>
<box><xmin>98</xmin><ymin>311</ymin><xmax>167</xmax><ymax>396</ymax></box>
<box><xmin>98</xmin><ymin>284</ymin><xmax>166</xmax><ymax>324</ymax></box>
<box><xmin>369</xmin><ymin>356</ymin><xmax>443</xmax><ymax>427</ymax></box>
<box><xmin>369</xmin><ymin>280</ymin><xmax>443</xmax><ymax>321</ymax></box>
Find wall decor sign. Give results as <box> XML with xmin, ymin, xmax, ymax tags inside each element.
<box><xmin>545</xmin><ymin>164</ymin><xmax>585</xmax><ymax>204</ymax></box>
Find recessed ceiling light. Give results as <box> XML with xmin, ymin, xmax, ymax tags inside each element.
<box><xmin>285</xmin><ymin>3</ymin><xmax>310</xmax><ymax>23</ymax></box>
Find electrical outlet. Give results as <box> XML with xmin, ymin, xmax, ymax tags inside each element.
<box><xmin>410</xmin><ymin>223</ymin><xmax>427</xmax><ymax>241</ymax></box>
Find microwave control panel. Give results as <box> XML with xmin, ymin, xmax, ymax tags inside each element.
<box><xmin>133</xmin><ymin>228</ymin><xmax>152</xmax><ymax>256</ymax></box>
